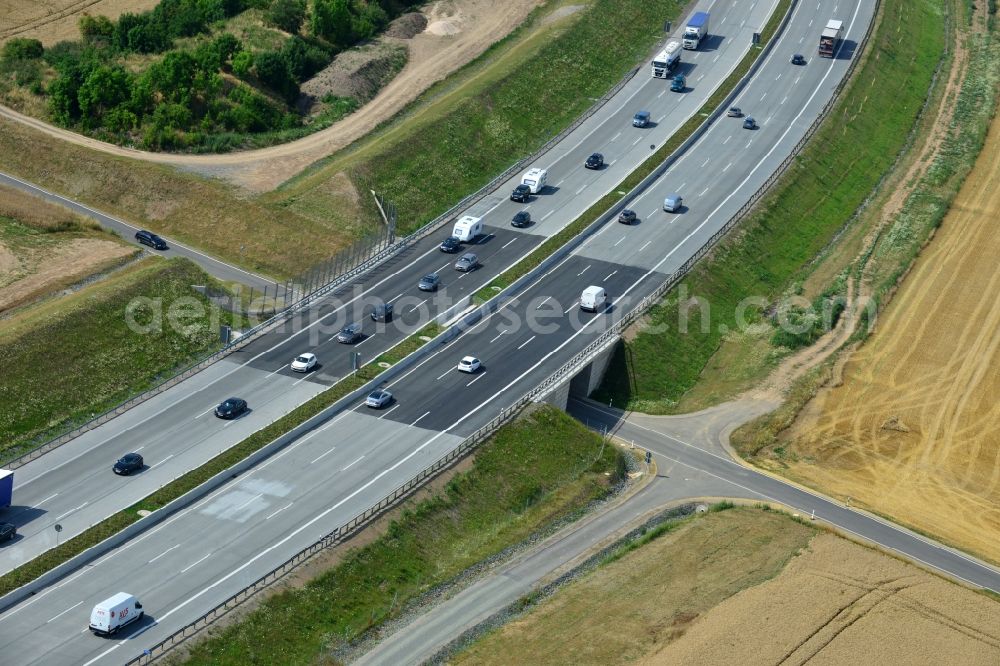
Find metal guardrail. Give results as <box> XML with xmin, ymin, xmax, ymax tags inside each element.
<box><xmin>130</xmin><ymin>6</ymin><xmax>886</xmax><ymax>661</ymax></box>
<box><xmin>1</xmin><ymin>65</ymin><xmax>640</xmax><ymax>471</ymax></box>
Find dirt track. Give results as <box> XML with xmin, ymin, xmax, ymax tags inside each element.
<box><xmin>0</xmin><ymin>0</ymin><xmax>542</xmax><ymax>193</ymax></box>
<box><xmin>781</xmin><ymin>111</ymin><xmax>1000</xmax><ymax>564</ymax></box>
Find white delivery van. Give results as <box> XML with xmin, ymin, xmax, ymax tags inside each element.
<box><xmin>580</xmin><ymin>286</ymin><xmax>607</xmax><ymax>312</ymax></box>
<box><xmin>521</xmin><ymin>168</ymin><xmax>548</xmax><ymax>194</ymax></box>
<box><xmin>452</xmin><ymin>215</ymin><xmax>483</xmax><ymax>242</ymax></box>
<box><xmin>663</xmin><ymin>193</ymin><xmax>683</xmax><ymax>212</ymax></box>
<box><xmin>89</xmin><ymin>592</ymin><xmax>143</xmax><ymax>636</ymax></box>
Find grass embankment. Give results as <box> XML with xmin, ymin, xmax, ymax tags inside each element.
<box><xmin>451</xmin><ymin>506</ymin><xmax>815</xmax><ymax>665</ymax></box>
<box><xmin>453</xmin><ymin>506</ymin><xmax>1000</xmax><ymax>665</ymax></box>
<box><xmin>0</xmin><ymin>319</ymin><xmax>440</xmax><ymax>597</ymax></box>
<box><xmin>592</xmin><ymin>0</ymin><xmax>946</xmax><ymax>413</ymax></box>
<box><xmin>283</xmin><ymin>0</ymin><xmax>684</xmax><ymax>233</ymax></box>
<box><xmin>0</xmin><ymin>257</ymin><xmax>236</xmax><ymax>460</ymax></box>
<box><xmin>175</xmin><ymin>406</ymin><xmax>624</xmax><ymax>665</ymax></box>
<box><xmin>733</xmin><ymin>0</ymin><xmax>1000</xmax><ymax>460</ymax></box>
<box><xmin>472</xmin><ymin>1</ymin><xmax>791</xmax><ymax>304</ymax></box>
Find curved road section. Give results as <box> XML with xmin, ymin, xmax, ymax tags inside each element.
<box><xmin>0</xmin><ymin>3</ymin><xmax>894</xmax><ymax>665</ymax></box>
<box><xmin>1</xmin><ymin>0</ymin><xmax>769</xmax><ymax>575</ymax></box>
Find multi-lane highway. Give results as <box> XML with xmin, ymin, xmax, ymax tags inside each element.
<box><xmin>1</xmin><ymin>0</ymin><xmax>772</xmax><ymax>574</ymax></box>
<box><xmin>0</xmin><ymin>2</ymin><xmax>889</xmax><ymax>664</ymax></box>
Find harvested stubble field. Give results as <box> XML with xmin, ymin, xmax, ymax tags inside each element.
<box><xmin>778</xmin><ymin>115</ymin><xmax>1000</xmax><ymax>565</ymax></box>
<box><xmin>0</xmin><ymin>0</ymin><xmax>159</xmax><ymax>45</ymax></box>
<box><xmin>454</xmin><ymin>508</ymin><xmax>1000</xmax><ymax>666</ymax></box>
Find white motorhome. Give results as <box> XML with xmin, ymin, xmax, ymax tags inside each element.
<box><xmin>520</xmin><ymin>168</ymin><xmax>548</xmax><ymax>194</ymax></box>
<box><xmin>452</xmin><ymin>215</ymin><xmax>483</xmax><ymax>242</ymax></box>
<box><xmin>89</xmin><ymin>592</ymin><xmax>143</xmax><ymax>636</ymax></box>
<box><xmin>580</xmin><ymin>286</ymin><xmax>607</xmax><ymax>312</ymax></box>
<box><xmin>651</xmin><ymin>41</ymin><xmax>681</xmax><ymax>78</ymax></box>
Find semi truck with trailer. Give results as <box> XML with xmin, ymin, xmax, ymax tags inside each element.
<box><xmin>819</xmin><ymin>19</ymin><xmax>844</xmax><ymax>57</ymax></box>
<box><xmin>0</xmin><ymin>469</ymin><xmax>12</xmax><ymax>510</ymax></box>
<box><xmin>682</xmin><ymin>11</ymin><xmax>709</xmax><ymax>50</ymax></box>
<box><xmin>651</xmin><ymin>41</ymin><xmax>681</xmax><ymax>78</ymax></box>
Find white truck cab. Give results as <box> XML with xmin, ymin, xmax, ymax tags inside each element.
<box><xmin>452</xmin><ymin>215</ymin><xmax>483</xmax><ymax>242</ymax></box>
<box><xmin>580</xmin><ymin>286</ymin><xmax>608</xmax><ymax>312</ymax></box>
<box><xmin>520</xmin><ymin>168</ymin><xmax>548</xmax><ymax>194</ymax></box>
<box><xmin>89</xmin><ymin>592</ymin><xmax>143</xmax><ymax>636</ymax></box>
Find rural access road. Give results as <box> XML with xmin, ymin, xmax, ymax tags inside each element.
<box><xmin>353</xmin><ymin>397</ymin><xmax>1000</xmax><ymax>665</ymax></box>
<box><xmin>0</xmin><ymin>170</ymin><xmax>281</xmax><ymax>290</ymax></box>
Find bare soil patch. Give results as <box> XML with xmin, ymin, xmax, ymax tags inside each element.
<box><xmin>301</xmin><ymin>41</ymin><xmax>406</xmax><ymax>108</ymax></box>
<box><xmin>642</xmin><ymin>532</ymin><xmax>1000</xmax><ymax>666</ymax></box>
<box><xmin>780</xmin><ymin>99</ymin><xmax>1000</xmax><ymax>564</ymax></box>
<box><xmin>384</xmin><ymin>12</ymin><xmax>427</xmax><ymax>39</ymax></box>
<box><xmin>0</xmin><ymin>0</ymin><xmax>160</xmax><ymax>45</ymax></box>
<box><xmin>0</xmin><ymin>0</ymin><xmax>543</xmax><ymax>192</ymax></box>
<box><xmin>0</xmin><ymin>237</ymin><xmax>135</xmax><ymax>313</ymax></box>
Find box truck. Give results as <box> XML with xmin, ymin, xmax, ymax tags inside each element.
<box><xmin>580</xmin><ymin>286</ymin><xmax>608</xmax><ymax>312</ymax></box>
<box><xmin>0</xmin><ymin>470</ymin><xmax>12</xmax><ymax>510</ymax></box>
<box><xmin>651</xmin><ymin>41</ymin><xmax>681</xmax><ymax>78</ymax></box>
<box><xmin>682</xmin><ymin>11</ymin><xmax>709</xmax><ymax>50</ymax></box>
<box><xmin>89</xmin><ymin>593</ymin><xmax>143</xmax><ymax>636</ymax></box>
<box><xmin>451</xmin><ymin>215</ymin><xmax>483</xmax><ymax>242</ymax></box>
<box><xmin>819</xmin><ymin>19</ymin><xmax>843</xmax><ymax>58</ymax></box>
<box><xmin>520</xmin><ymin>168</ymin><xmax>548</xmax><ymax>194</ymax></box>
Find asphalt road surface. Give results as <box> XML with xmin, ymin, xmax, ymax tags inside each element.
<box><xmin>353</xmin><ymin>397</ymin><xmax>1000</xmax><ymax>665</ymax></box>
<box><xmin>1</xmin><ymin>0</ymin><xmax>771</xmax><ymax>574</ymax></box>
<box><xmin>0</xmin><ymin>171</ymin><xmax>279</xmax><ymax>290</ymax></box>
<box><xmin>0</xmin><ymin>3</ymin><xmax>894</xmax><ymax>665</ymax></box>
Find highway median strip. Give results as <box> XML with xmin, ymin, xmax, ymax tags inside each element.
<box><xmin>474</xmin><ymin>0</ymin><xmax>791</xmax><ymax>304</ymax></box>
<box><xmin>0</xmin><ymin>322</ymin><xmax>440</xmax><ymax>599</ymax></box>
<box><xmin>0</xmin><ymin>0</ymin><xmax>793</xmax><ymax>601</ymax></box>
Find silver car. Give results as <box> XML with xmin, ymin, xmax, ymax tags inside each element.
<box><xmin>365</xmin><ymin>389</ymin><xmax>393</xmax><ymax>409</ymax></box>
<box><xmin>455</xmin><ymin>253</ymin><xmax>479</xmax><ymax>272</ymax></box>
<box><xmin>337</xmin><ymin>322</ymin><xmax>363</xmax><ymax>344</ymax></box>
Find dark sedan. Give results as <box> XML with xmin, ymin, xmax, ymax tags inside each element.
<box><xmin>135</xmin><ymin>230</ymin><xmax>167</xmax><ymax>250</ymax></box>
<box><xmin>113</xmin><ymin>453</ymin><xmax>144</xmax><ymax>475</ymax></box>
<box><xmin>0</xmin><ymin>523</ymin><xmax>15</xmax><ymax>544</ymax></box>
<box><xmin>617</xmin><ymin>209</ymin><xmax>637</xmax><ymax>225</ymax></box>
<box><xmin>585</xmin><ymin>152</ymin><xmax>604</xmax><ymax>169</ymax></box>
<box><xmin>215</xmin><ymin>397</ymin><xmax>248</xmax><ymax>419</ymax></box>
<box><xmin>510</xmin><ymin>184</ymin><xmax>531</xmax><ymax>203</ymax></box>
<box><xmin>439</xmin><ymin>236</ymin><xmax>462</xmax><ymax>253</ymax></box>
<box><xmin>511</xmin><ymin>210</ymin><xmax>531</xmax><ymax>228</ymax></box>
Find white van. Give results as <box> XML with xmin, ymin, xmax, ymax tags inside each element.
<box><xmin>452</xmin><ymin>215</ymin><xmax>483</xmax><ymax>242</ymax></box>
<box><xmin>89</xmin><ymin>592</ymin><xmax>143</xmax><ymax>636</ymax></box>
<box><xmin>521</xmin><ymin>168</ymin><xmax>548</xmax><ymax>194</ymax></box>
<box><xmin>580</xmin><ymin>286</ymin><xmax>607</xmax><ymax>312</ymax></box>
<box><xmin>663</xmin><ymin>193</ymin><xmax>683</xmax><ymax>212</ymax></box>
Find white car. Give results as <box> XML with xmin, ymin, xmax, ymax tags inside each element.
<box><xmin>457</xmin><ymin>356</ymin><xmax>481</xmax><ymax>373</ymax></box>
<box><xmin>366</xmin><ymin>389</ymin><xmax>393</xmax><ymax>409</ymax></box>
<box><xmin>290</xmin><ymin>353</ymin><xmax>317</xmax><ymax>372</ymax></box>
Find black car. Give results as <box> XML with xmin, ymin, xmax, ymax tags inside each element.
<box><xmin>439</xmin><ymin>236</ymin><xmax>462</xmax><ymax>253</ymax></box>
<box><xmin>135</xmin><ymin>230</ymin><xmax>167</xmax><ymax>250</ymax></box>
<box><xmin>618</xmin><ymin>209</ymin><xmax>637</xmax><ymax>225</ymax></box>
<box><xmin>585</xmin><ymin>152</ymin><xmax>604</xmax><ymax>169</ymax></box>
<box><xmin>113</xmin><ymin>453</ymin><xmax>144</xmax><ymax>475</ymax></box>
<box><xmin>791</xmin><ymin>53</ymin><xmax>806</xmax><ymax>65</ymax></box>
<box><xmin>743</xmin><ymin>116</ymin><xmax>757</xmax><ymax>130</ymax></box>
<box><xmin>0</xmin><ymin>523</ymin><xmax>15</xmax><ymax>544</ymax></box>
<box><xmin>336</xmin><ymin>322</ymin><xmax>363</xmax><ymax>344</ymax></box>
<box><xmin>510</xmin><ymin>184</ymin><xmax>531</xmax><ymax>203</ymax></box>
<box><xmin>215</xmin><ymin>397</ymin><xmax>248</xmax><ymax>419</ymax></box>
<box><xmin>511</xmin><ymin>211</ymin><xmax>531</xmax><ymax>228</ymax></box>
<box><xmin>371</xmin><ymin>302</ymin><xmax>393</xmax><ymax>322</ymax></box>
<box><xmin>418</xmin><ymin>273</ymin><xmax>440</xmax><ymax>291</ymax></box>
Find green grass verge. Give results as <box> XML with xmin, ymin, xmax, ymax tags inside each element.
<box><xmin>344</xmin><ymin>0</ymin><xmax>685</xmax><ymax>235</ymax></box>
<box><xmin>472</xmin><ymin>1</ymin><xmax>791</xmax><ymax>305</ymax></box>
<box><xmin>176</xmin><ymin>405</ymin><xmax>623</xmax><ymax>665</ymax></box>
<box><xmin>592</xmin><ymin>0</ymin><xmax>947</xmax><ymax>413</ymax></box>
<box><xmin>0</xmin><ymin>258</ymin><xmax>237</xmax><ymax>459</ymax></box>
<box><xmin>0</xmin><ymin>320</ymin><xmax>440</xmax><ymax>597</ymax></box>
